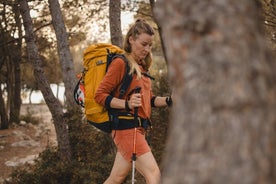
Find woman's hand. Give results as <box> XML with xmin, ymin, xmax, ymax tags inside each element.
<box><xmin>128</xmin><ymin>93</ymin><xmax>142</xmax><ymax>109</ymax></box>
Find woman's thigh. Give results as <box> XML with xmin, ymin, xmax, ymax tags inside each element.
<box><xmin>109</xmin><ymin>152</ymin><xmax>132</xmax><ymax>178</ymax></box>
<box><xmin>135</xmin><ymin>152</ymin><xmax>160</xmax><ymax>180</ymax></box>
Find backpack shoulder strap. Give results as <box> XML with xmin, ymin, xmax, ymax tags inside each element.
<box><xmin>110</xmin><ymin>54</ymin><xmax>132</xmax><ymax>99</ymax></box>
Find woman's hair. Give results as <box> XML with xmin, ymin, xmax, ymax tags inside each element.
<box><xmin>123</xmin><ymin>19</ymin><xmax>155</xmax><ymax>78</ymax></box>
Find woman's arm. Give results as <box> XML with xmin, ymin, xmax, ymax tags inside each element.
<box><xmin>153</xmin><ymin>96</ymin><xmax>172</xmax><ymax>107</ymax></box>
<box><xmin>94</xmin><ymin>58</ymin><xmax>126</xmax><ymax>106</ymax></box>
<box><xmin>110</xmin><ymin>93</ymin><xmax>142</xmax><ymax>110</ymax></box>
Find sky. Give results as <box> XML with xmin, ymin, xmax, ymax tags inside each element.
<box><xmin>121</xmin><ymin>11</ymin><xmax>135</xmax><ymax>34</ymax></box>
<box><xmin>22</xmin><ymin>84</ymin><xmax>65</xmax><ymax>104</ymax></box>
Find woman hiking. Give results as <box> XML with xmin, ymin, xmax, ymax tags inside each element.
<box><xmin>95</xmin><ymin>19</ymin><xmax>172</xmax><ymax>184</ymax></box>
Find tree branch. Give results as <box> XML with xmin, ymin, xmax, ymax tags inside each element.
<box><xmin>0</xmin><ymin>22</ymin><xmax>52</xmax><ymax>48</ymax></box>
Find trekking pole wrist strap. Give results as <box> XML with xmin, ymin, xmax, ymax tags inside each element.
<box><xmin>151</xmin><ymin>96</ymin><xmax>157</xmax><ymax>107</ymax></box>
<box><xmin>125</xmin><ymin>99</ymin><xmax>131</xmax><ymax>111</ymax></box>
<box><xmin>166</xmin><ymin>96</ymin><xmax>173</xmax><ymax>107</ymax></box>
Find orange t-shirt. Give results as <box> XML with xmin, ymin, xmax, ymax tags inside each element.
<box><xmin>94</xmin><ymin>57</ymin><xmax>153</xmax><ymax>119</ymax></box>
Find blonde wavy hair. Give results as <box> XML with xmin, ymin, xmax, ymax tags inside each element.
<box><xmin>123</xmin><ymin>19</ymin><xmax>155</xmax><ymax>79</ymax></box>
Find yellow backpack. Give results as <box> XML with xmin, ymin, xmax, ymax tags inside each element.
<box><xmin>74</xmin><ymin>43</ymin><xmax>132</xmax><ymax>133</ymax></box>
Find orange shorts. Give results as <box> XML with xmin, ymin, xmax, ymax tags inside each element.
<box><xmin>112</xmin><ymin>128</ymin><xmax>150</xmax><ymax>162</ymax></box>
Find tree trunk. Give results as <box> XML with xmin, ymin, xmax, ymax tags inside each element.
<box><xmin>149</xmin><ymin>0</ymin><xmax>168</xmax><ymax>64</ymax></box>
<box><xmin>109</xmin><ymin>0</ymin><xmax>123</xmax><ymax>47</ymax></box>
<box><xmin>0</xmin><ymin>87</ymin><xmax>9</xmax><ymax>129</ymax></box>
<box><xmin>6</xmin><ymin>57</ymin><xmax>12</xmax><ymax>123</ymax></box>
<box><xmin>7</xmin><ymin>55</ymin><xmax>13</xmax><ymax>125</ymax></box>
<box><xmin>56</xmin><ymin>83</ymin><xmax>59</xmax><ymax>101</ymax></box>
<box><xmin>18</xmin><ymin>0</ymin><xmax>72</xmax><ymax>163</ymax></box>
<box><xmin>48</xmin><ymin>0</ymin><xmax>78</xmax><ymax>113</ymax></box>
<box><xmin>155</xmin><ymin>0</ymin><xmax>276</xmax><ymax>183</ymax></box>
<box><xmin>9</xmin><ymin>49</ymin><xmax>21</xmax><ymax>124</ymax></box>
<box><xmin>28</xmin><ymin>89</ymin><xmax>32</xmax><ymax>104</ymax></box>
<box><xmin>0</xmin><ymin>29</ymin><xmax>9</xmax><ymax>129</ymax></box>
<box><xmin>9</xmin><ymin>3</ymin><xmax>22</xmax><ymax>124</ymax></box>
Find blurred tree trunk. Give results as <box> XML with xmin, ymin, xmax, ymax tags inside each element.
<box><xmin>109</xmin><ymin>0</ymin><xmax>123</xmax><ymax>47</ymax></box>
<box><xmin>155</xmin><ymin>0</ymin><xmax>276</xmax><ymax>183</ymax></box>
<box><xmin>18</xmin><ymin>0</ymin><xmax>72</xmax><ymax>163</ymax></box>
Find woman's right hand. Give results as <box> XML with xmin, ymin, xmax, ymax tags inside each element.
<box><xmin>128</xmin><ymin>93</ymin><xmax>142</xmax><ymax>109</ymax></box>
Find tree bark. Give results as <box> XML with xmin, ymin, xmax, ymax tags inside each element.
<box><xmin>48</xmin><ymin>0</ymin><xmax>78</xmax><ymax>112</ymax></box>
<box><xmin>109</xmin><ymin>0</ymin><xmax>123</xmax><ymax>47</ymax></box>
<box><xmin>9</xmin><ymin>3</ymin><xmax>22</xmax><ymax>124</ymax></box>
<box><xmin>155</xmin><ymin>0</ymin><xmax>276</xmax><ymax>183</ymax></box>
<box><xmin>9</xmin><ymin>48</ymin><xmax>21</xmax><ymax>124</ymax></box>
<box><xmin>18</xmin><ymin>0</ymin><xmax>72</xmax><ymax>163</ymax></box>
<box><xmin>149</xmin><ymin>0</ymin><xmax>168</xmax><ymax>64</ymax></box>
<box><xmin>0</xmin><ymin>14</ymin><xmax>10</xmax><ymax>128</ymax></box>
<box><xmin>0</xmin><ymin>87</ymin><xmax>9</xmax><ymax>129</ymax></box>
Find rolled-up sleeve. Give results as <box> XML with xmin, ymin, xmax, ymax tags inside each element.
<box><xmin>94</xmin><ymin>58</ymin><xmax>126</xmax><ymax>108</ymax></box>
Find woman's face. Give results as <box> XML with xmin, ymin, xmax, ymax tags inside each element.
<box><xmin>129</xmin><ymin>33</ymin><xmax>153</xmax><ymax>62</ymax></box>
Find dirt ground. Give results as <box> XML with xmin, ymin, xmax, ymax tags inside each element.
<box><xmin>0</xmin><ymin>104</ymin><xmax>57</xmax><ymax>183</ymax></box>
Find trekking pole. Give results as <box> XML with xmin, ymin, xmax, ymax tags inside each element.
<box><xmin>131</xmin><ymin>86</ymin><xmax>141</xmax><ymax>184</ymax></box>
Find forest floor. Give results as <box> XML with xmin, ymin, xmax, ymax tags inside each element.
<box><xmin>0</xmin><ymin>104</ymin><xmax>57</xmax><ymax>183</ymax></box>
